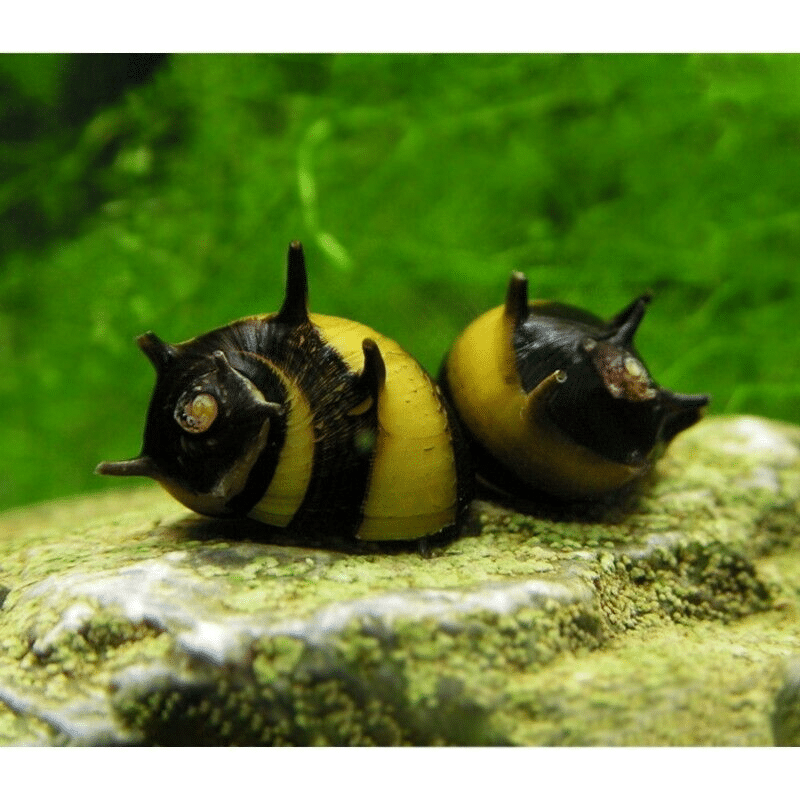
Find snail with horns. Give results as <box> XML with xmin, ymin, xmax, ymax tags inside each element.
<box><xmin>97</xmin><ymin>241</ymin><xmax>472</xmax><ymax>542</ymax></box>
<box><xmin>439</xmin><ymin>272</ymin><xmax>709</xmax><ymax>500</ymax></box>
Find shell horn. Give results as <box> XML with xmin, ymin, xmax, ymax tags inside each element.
<box><xmin>657</xmin><ymin>390</ymin><xmax>711</xmax><ymax>443</ymax></box>
<box><xmin>95</xmin><ymin>455</ymin><xmax>160</xmax><ymax>479</ymax></box>
<box><xmin>137</xmin><ymin>332</ymin><xmax>177</xmax><ymax>373</ymax></box>
<box><xmin>609</xmin><ymin>294</ymin><xmax>652</xmax><ymax>348</ymax></box>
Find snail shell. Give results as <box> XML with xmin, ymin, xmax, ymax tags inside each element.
<box><xmin>439</xmin><ymin>271</ymin><xmax>709</xmax><ymax>500</ymax></box>
<box><xmin>97</xmin><ymin>242</ymin><xmax>472</xmax><ymax>541</ymax></box>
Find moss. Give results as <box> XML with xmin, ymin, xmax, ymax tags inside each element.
<box><xmin>499</xmin><ymin>611</ymin><xmax>799</xmax><ymax>746</ymax></box>
<box><xmin>110</xmin><ymin>623</ymin><xmax>508</xmax><ymax>746</ymax></box>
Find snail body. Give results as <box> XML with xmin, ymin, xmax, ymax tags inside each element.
<box><xmin>97</xmin><ymin>242</ymin><xmax>471</xmax><ymax>542</ymax></box>
<box><xmin>439</xmin><ymin>272</ymin><xmax>709</xmax><ymax>500</ymax></box>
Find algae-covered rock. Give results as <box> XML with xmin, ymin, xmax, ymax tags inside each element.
<box><xmin>1</xmin><ymin>415</ymin><xmax>799</xmax><ymax>745</ymax></box>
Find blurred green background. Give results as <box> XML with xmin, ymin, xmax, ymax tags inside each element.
<box><xmin>1</xmin><ymin>53</ymin><xmax>799</xmax><ymax>512</ymax></box>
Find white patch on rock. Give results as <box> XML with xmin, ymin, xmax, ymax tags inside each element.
<box><xmin>719</xmin><ymin>417</ymin><xmax>799</xmax><ymax>466</ymax></box>
<box><xmin>0</xmin><ymin>682</ymin><xmax>130</xmax><ymax>745</ymax></box>
<box><xmin>178</xmin><ymin>619</ymin><xmax>251</xmax><ymax>665</ymax></box>
<box><xmin>737</xmin><ymin>466</ymin><xmax>781</xmax><ymax>493</ymax></box>
<box><xmin>26</xmin><ymin>557</ymin><xmax>220</xmax><ymax>624</ymax></box>
<box><xmin>31</xmin><ymin>601</ymin><xmax>94</xmax><ymax>656</ymax></box>
<box><xmin>261</xmin><ymin>577</ymin><xmax>592</xmax><ymax>648</ymax></box>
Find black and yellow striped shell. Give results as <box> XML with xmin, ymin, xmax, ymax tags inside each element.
<box><xmin>439</xmin><ymin>271</ymin><xmax>709</xmax><ymax>500</ymax></box>
<box><xmin>97</xmin><ymin>241</ymin><xmax>472</xmax><ymax>542</ymax></box>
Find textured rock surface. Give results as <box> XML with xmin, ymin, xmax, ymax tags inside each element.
<box><xmin>0</xmin><ymin>415</ymin><xmax>798</xmax><ymax>745</ymax></box>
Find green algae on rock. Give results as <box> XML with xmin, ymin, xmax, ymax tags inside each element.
<box><xmin>0</xmin><ymin>415</ymin><xmax>799</xmax><ymax>745</ymax></box>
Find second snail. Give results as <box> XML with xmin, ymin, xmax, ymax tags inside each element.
<box><xmin>440</xmin><ymin>271</ymin><xmax>709</xmax><ymax>501</ymax></box>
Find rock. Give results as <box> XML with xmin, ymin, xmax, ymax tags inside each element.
<box><xmin>0</xmin><ymin>415</ymin><xmax>799</xmax><ymax>745</ymax></box>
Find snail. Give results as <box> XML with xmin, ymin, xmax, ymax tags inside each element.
<box><xmin>97</xmin><ymin>241</ymin><xmax>472</xmax><ymax>543</ymax></box>
<box><xmin>438</xmin><ymin>271</ymin><xmax>709</xmax><ymax>500</ymax></box>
